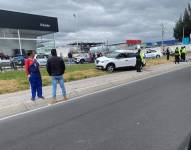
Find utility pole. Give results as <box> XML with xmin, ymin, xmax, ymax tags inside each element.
<box><xmin>161</xmin><ymin>24</ymin><xmax>164</xmax><ymax>51</ymax></box>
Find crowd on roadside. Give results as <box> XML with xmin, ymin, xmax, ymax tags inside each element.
<box><xmin>24</xmin><ymin>49</ymin><xmax>67</xmax><ymax>105</ymax></box>
<box><xmin>24</xmin><ymin>49</ymin><xmax>107</xmax><ymax>104</ymax></box>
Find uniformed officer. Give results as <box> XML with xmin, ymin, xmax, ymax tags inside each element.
<box><xmin>136</xmin><ymin>49</ymin><xmax>143</xmax><ymax>72</ymax></box>
<box><xmin>174</xmin><ymin>47</ymin><xmax>180</xmax><ymax>64</ymax></box>
<box><xmin>182</xmin><ymin>46</ymin><xmax>187</xmax><ymax>61</ymax></box>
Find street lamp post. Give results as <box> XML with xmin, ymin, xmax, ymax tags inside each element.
<box><xmin>73</xmin><ymin>13</ymin><xmax>79</xmax><ymax>52</ymax></box>
<box><xmin>161</xmin><ymin>24</ymin><xmax>164</xmax><ymax>51</ymax></box>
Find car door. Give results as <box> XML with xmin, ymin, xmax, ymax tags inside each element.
<box><xmin>115</xmin><ymin>53</ymin><xmax>128</xmax><ymax>68</ymax></box>
<box><xmin>126</xmin><ymin>53</ymin><xmax>136</xmax><ymax>66</ymax></box>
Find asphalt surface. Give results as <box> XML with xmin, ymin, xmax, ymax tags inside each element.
<box><xmin>0</xmin><ymin>67</ymin><xmax>191</xmax><ymax>150</ymax></box>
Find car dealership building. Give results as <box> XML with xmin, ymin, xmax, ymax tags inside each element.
<box><xmin>0</xmin><ymin>9</ymin><xmax>58</xmax><ymax>56</ymax></box>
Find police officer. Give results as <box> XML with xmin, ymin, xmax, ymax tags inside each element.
<box><xmin>136</xmin><ymin>49</ymin><xmax>143</xmax><ymax>72</ymax></box>
<box><xmin>182</xmin><ymin>46</ymin><xmax>187</xmax><ymax>61</ymax></box>
<box><xmin>174</xmin><ymin>47</ymin><xmax>180</xmax><ymax>64</ymax></box>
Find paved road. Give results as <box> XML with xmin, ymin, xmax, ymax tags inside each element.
<box><xmin>0</xmin><ymin>67</ymin><xmax>191</xmax><ymax>150</ymax></box>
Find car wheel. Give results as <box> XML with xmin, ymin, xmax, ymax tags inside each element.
<box><xmin>80</xmin><ymin>59</ymin><xmax>85</xmax><ymax>64</ymax></box>
<box><xmin>156</xmin><ymin>55</ymin><xmax>160</xmax><ymax>58</ymax></box>
<box><xmin>106</xmin><ymin>64</ymin><xmax>115</xmax><ymax>72</ymax></box>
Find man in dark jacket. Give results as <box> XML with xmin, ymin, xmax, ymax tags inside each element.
<box><xmin>46</xmin><ymin>49</ymin><xmax>67</xmax><ymax>104</ymax></box>
<box><xmin>166</xmin><ymin>47</ymin><xmax>170</xmax><ymax>60</ymax></box>
<box><xmin>68</xmin><ymin>51</ymin><xmax>73</xmax><ymax>65</ymax></box>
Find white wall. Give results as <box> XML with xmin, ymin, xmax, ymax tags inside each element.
<box><xmin>0</xmin><ymin>39</ymin><xmax>36</xmax><ymax>56</ymax></box>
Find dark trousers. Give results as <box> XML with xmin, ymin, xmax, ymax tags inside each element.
<box><xmin>136</xmin><ymin>60</ymin><xmax>142</xmax><ymax>72</ymax></box>
<box><xmin>175</xmin><ymin>55</ymin><xmax>180</xmax><ymax>64</ymax></box>
<box><xmin>29</xmin><ymin>75</ymin><xmax>43</xmax><ymax>99</ymax></box>
<box><xmin>182</xmin><ymin>53</ymin><xmax>186</xmax><ymax>61</ymax></box>
<box><xmin>167</xmin><ymin>54</ymin><xmax>170</xmax><ymax>60</ymax></box>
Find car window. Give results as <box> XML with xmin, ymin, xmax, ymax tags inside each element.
<box><xmin>117</xmin><ymin>53</ymin><xmax>127</xmax><ymax>59</ymax></box>
<box><xmin>36</xmin><ymin>55</ymin><xmax>44</xmax><ymax>59</ymax></box>
<box><xmin>107</xmin><ymin>52</ymin><xmax>120</xmax><ymax>58</ymax></box>
<box><xmin>127</xmin><ymin>53</ymin><xmax>136</xmax><ymax>58</ymax></box>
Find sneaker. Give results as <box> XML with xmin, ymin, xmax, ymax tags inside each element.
<box><xmin>64</xmin><ymin>96</ymin><xmax>68</xmax><ymax>101</ymax></box>
<box><xmin>31</xmin><ymin>98</ymin><xmax>35</xmax><ymax>101</ymax></box>
<box><xmin>39</xmin><ymin>96</ymin><xmax>45</xmax><ymax>99</ymax></box>
<box><xmin>48</xmin><ymin>97</ymin><xmax>57</xmax><ymax>105</ymax></box>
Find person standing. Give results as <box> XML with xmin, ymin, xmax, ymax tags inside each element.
<box><xmin>47</xmin><ymin>49</ymin><xmax>68</xmax><ymax>104</ymax></box>
<box><xmin>180</xmin><ymin>47</ymin><xmax>184</xmax><ymax>61</ymax></box>
<box><xmin>174</xmin><ymin>47</ymin><xmax>180</xmax><ymax>64</ymax></box>
<box><xmin>166</xmin><ymin>47</ymin><xmax>170</xmax><ymax>60</ymax></box>
<box><xmin>68</xmin><ymin>51</ymin><xmax>73</xmax><ymax>65</ymax></box>
<box><xmin>182</xmin><ymin>46</ymin><xmax>187</xmax><ymax>61</ymax></box>
<box><xmin>25</xmin><ymin>51</ymin><xmax>44</xmax><ymax>101</ymax></box>
<box><xmin>136</xmin><ymin>49</ymin><xmax>143</xmax><ymax>72</ymax></box>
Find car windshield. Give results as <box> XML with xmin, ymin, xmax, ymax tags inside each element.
<box><xmin>106</xmin><ymin>52</ymin><xmax>120</xmax><ymax>58</ymax></box>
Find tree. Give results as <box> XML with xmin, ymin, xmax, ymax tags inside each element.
<box><xmin>174</xmin><ymin>15</ymin><xmax>183</xmax><ymax>41</ymax></box>
<box><xmin>174</xmin><ymin>4</ymin><xmax>191</xmax><ymax>41</ymax></box>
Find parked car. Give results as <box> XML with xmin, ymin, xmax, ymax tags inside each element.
<box><xmin>144</xmin><ymin>50</ymin><xmax>163</xmax><ymax>59</ymax></box>
<box><xmin>74</xmin><ymin>53</ymin><xmax>90</xmax><ymax>64</ymax></box>
<box><xmin>35</xmin><ymin>54</ymin><xmax>49</xmax><ymax>66</ymax></box>
<box><xmin>0</xmin><ymin>58</ymin><xmax>11</xmax><ymax>70</ymax></box>
<box><xmin>13</xmin><ymin>55</ymin><xmax>26</xmax><ymax>66</ymax></box>
<box><xmin>95</xmin><ymin>50</ymin><xmax>145</xmax><ymax>72</ymax></box>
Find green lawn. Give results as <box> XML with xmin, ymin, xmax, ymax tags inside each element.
<box><xmin>0</xmin><ymin>63</ymin><xmax>107</xmax><ymax>94</ymax></box>
<box><xmin>0</xmin><ymin>58</ymin><xmax>174</xmax><ymax>94</ymax></box>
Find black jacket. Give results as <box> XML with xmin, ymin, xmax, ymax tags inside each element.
<box><xmin>46</xmin><ymin>56</ymin><xmax>65</xmax><ymax>76</ymax></box>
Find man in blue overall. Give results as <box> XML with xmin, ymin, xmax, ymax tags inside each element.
<box><xmin>25</xmin><ymin>51</ymin><xmax>44</xmax><ymax>101</ymax></box>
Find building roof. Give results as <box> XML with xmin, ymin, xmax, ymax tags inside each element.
<box><xmin>0</xmin><ymin>9</ymin><xmax>58</xmax><ymax>37</ymax></box>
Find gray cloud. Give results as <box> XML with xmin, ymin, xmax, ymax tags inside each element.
<box><xmin>0</xmin><ymin>0</ymin><xmax>190</xmax><ymax>44</ymax></box>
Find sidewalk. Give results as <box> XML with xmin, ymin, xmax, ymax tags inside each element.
<box><xmin>0</xmin><ymin>62</ymin><xmax>190</xmax><ymax>118</ymax></box>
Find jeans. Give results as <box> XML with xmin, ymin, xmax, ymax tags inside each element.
<box><xmin>52</xmin><ymin>75</ymin><xmax>66</xmax><ymax>98</ymax></box>
<box><xmin>68</xmin><ymin>58</ymin><xmax>73</xmax><ymax>64</ymax></box>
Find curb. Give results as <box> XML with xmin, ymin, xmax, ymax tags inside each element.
<box><xmin>0</xmin><ymin>63</ymin><xmax>191</xmax><ymax>118</ymax></box>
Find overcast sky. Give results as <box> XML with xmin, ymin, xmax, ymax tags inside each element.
<box><xmin>0</xmin><ymin>0</ymin><xmax>190</xmax><ymax>44</ymax></box>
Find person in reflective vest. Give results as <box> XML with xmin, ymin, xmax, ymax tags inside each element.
<box><xmin>136</xmin><ymin>49</ymin><xmax>143</xmax><ymax>72</ymax></box>
<box><xmin>174</xmin><ymin>47</ymin><xmax>180</xmax><ymax>64</ymax></box>
<box><xmin>182</xmin><ymin>46</ymin><xmax>187</xmax><ymax>62</ymax></box>
<box><xmin>25</xmin><ymin>51</ymin><xmax>44</xmax><ymax>101</ymax></box>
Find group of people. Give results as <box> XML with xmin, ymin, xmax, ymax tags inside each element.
<box><xmin>174</xmin><ymin>46</ymin><xmax>187</xmax><ymax>64</ymax></box>
<box><xmin>25</xmin><ymin>49</ymin><xmax>67</xmax><ymax>104</ymax></box>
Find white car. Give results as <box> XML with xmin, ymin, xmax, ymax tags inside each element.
<box><xmin>0</xmin><ymin>59</ymin><xmax>11</xmax><ymax>69</ymax></box>
<box><xmin>35</xmin><ymin>54</ymin><xmax>49</xmax><ymax>66</ymax></box>
<box><xmin>95</xmin><ymin>50</ymin><xmax>144</xmax><ymax>72</ymax></box>
<box><xmin>144</xmin><ymin>49</ymin><xmax>163</xmax><ymax>58</ymax></box>
<box><xmin>74</xmin><ymin>53</ymin><xmax>90</xmax><ymax>64</ymax></box>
